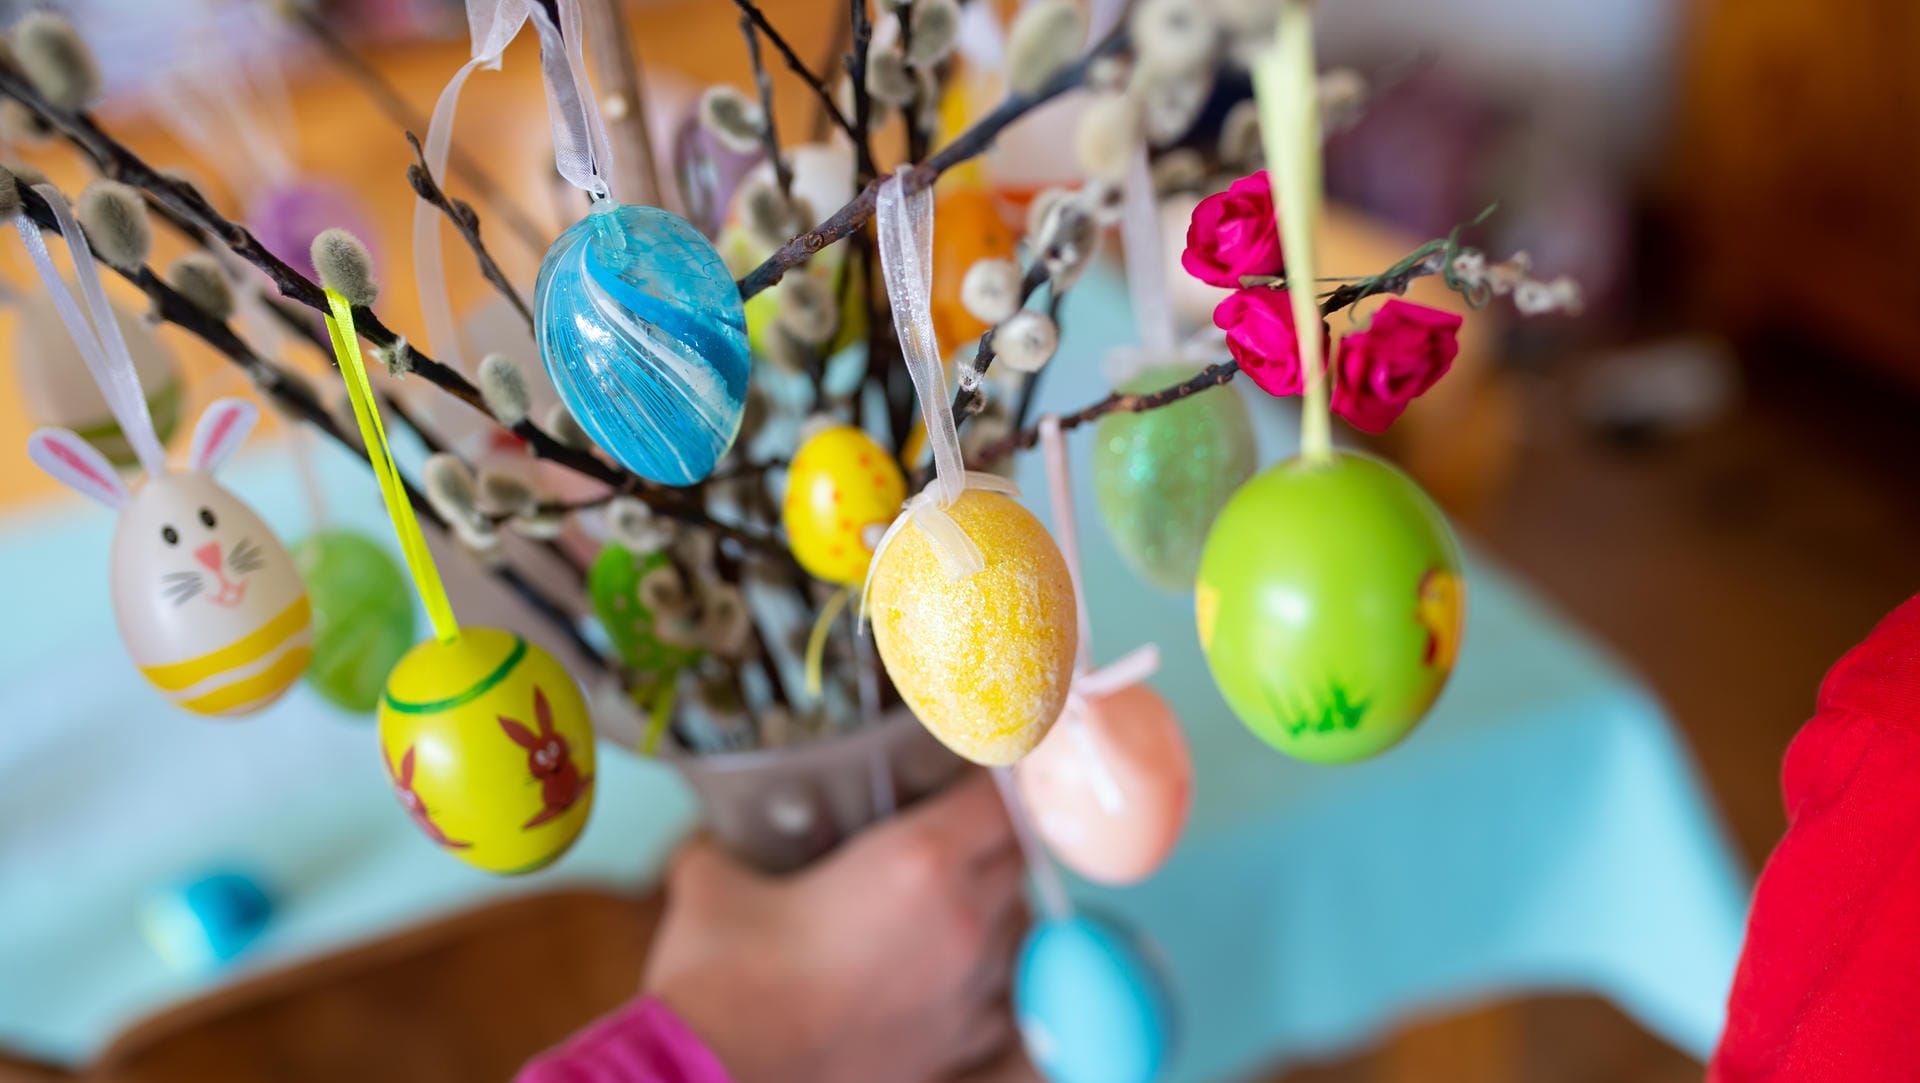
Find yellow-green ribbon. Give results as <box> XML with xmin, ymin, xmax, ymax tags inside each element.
<box><xmin>1256</xmin><ymin>0</ymin><xmax>1331</xmax><ymax>463</ymax></box>
<box><xmin>322</xmin><ymin>288</ymin><xmax>460</xmax><ymax>644</ymax></box>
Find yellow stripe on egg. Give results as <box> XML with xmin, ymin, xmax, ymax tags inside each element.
<box><xmin>140</xmin><ymin>596</ymin><xmax>312</xmax><ymax>691</ymax></box>
<box><xmin>177</xmin><ymin>644</ymin><xmax>314</xmax><ymax>715</ymax></box>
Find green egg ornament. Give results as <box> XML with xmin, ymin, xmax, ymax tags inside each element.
<box><xmin>1195</xmin><ymin>452</ymin><xmax>1465</xmax><ymax>763</ymax></box>
<box><xmin>1094</xmin><ymin>365</ymin><xmax>1258</xmax><ymax>592</ymax></box>
<box><xmin>587</xmin><ymin>544</ymin><xmax>704</xmax><ymax>696</ymax></box>
<box><xmin>294</xmin><ymin>530</ymin><xmax>418</xmax><ymax>714</ymax></box>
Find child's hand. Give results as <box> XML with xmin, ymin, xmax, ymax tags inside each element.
<box><xmin>644</xmin><ymin>771</ymin><xmax>1030</xmax><ymax>1083</ymax></box>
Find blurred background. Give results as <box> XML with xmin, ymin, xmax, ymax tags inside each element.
<box><xmin>1</xmin><ymin>0</ymin><xmax>1916</xmax><ymax>1080</ymax></box>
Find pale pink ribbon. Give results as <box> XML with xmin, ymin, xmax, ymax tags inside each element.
<box><xmin>1037</xmin><ymin>415</ymin><xmax>1160</xmax><ymax>814</ymax></box>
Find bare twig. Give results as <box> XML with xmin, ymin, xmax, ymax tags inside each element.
<box><xmin>406</xmin><ymin>132</ymin><xmax>535</xmax><ymax>332</ymax></box>
<box><xmin>737</xmin><ymin>13</ymin><xmax>793</xmax><ymax>195</ymax></box>
<box><xmin>739</xmin><ymin>23</ymin><xmax>1129</xmax><ymax>298</ymax></box>
<box><xmin>846</xmin><ymin>0</ymin><xmax>876</xmax><ymax>184</ymax></box>
<box><xmin>726</xmin><ymin>0</ymin><xmax>866</xmax><ymax>165</ymax></box>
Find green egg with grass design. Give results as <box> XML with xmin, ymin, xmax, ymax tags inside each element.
<box><xmin>1195</xmin><ymin>451</ymin><xmax>1464</xmax><ymax>763</ymax></box>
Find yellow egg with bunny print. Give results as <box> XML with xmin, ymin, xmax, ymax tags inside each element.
<box><xmin>28</xmin><ymin>398</ymin><xmax>312</xmax><ymax>717</ymax></box>
<box><xmin>377</xmin><ymin>628</ymin><xmax>596</xmax><ymax>873</ymax></box>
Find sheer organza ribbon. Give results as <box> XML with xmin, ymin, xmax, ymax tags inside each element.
<box><xmin>861</xmin><ymin>166</ymin><xmax>1020</xmax><ymax>624</ymax></box>
<box><xmin>12</xmin><ymin>185</ymin><xmax>169</xmax><ymax>477</ymax></box>
<box><xmin>413</xmin><ymin>0</ymin><xmax>614</xmax><ymax>376</ymax></box>
<box><xmin>1037</xmin><ymin>414</ymin><xmax>1159</xmax><ymax>813</ymax></box>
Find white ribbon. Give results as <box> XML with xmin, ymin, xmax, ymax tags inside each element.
<box><xmin>414</xmin><ymin>0</ymin><xmax>614</xmax><ymax>376</ymax></box>
<box><xmin>1037</xmin><ymin>414</ymin><xmax>1162</xmax><ymax>813</ymax></box>
<box><xmin>14</xmin><ymin>185</ymin><xmax>169</xmax><ymax>476</ymax></box>
<box><xmin>530</xmin><ymin>0</ymin><xmax>615</xmax><ymax>201</ymax></box>
<box><xmin>860</xmin><ymin>168</ymin><xmax>1023</xmax><ymax>625</ymax></box>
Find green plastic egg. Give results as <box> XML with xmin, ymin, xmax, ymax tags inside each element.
<box><xmin>294</xmin><ymin>530</ymin><xmax>418</xmax><ymax>714</ymax></box>
<box><xmin>1195</xmin><ymin>452</ymin><xmax>1464</xmax><ymax>763</ymax></box>
<box><xmin>1094</xmin><ymin>365</ymin><xmax>1258</xmax><ymax>592</ymax></box>
<box><xmin>588</xmin><ymin>544</ymin><xmax>704</xmax><ymax>696</ymax></box>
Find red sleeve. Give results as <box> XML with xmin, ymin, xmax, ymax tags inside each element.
<box><xmin>517</xmin><ymin>997</ymin><xmax>734</xmax><ymax>1083</ymax></box>
<box><xmin>1710</xmin><ymin>593</ymin><xmax>1920</xmax><ymax>1082</ymax></box>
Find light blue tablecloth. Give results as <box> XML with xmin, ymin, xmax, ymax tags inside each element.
<box><xmin>0</xmin><ymin>271</ymin><xmax>1750</xmax><ymax>1076</ymax></box>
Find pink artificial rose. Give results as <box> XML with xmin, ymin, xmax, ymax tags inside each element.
<box><xmin>1330</xmin><ymin>300</ymin><xmax>1462</xmax><ymax>433</ymax></box>
<box><xmin>1213</xmin><ymin>288</ymin><xmax>1328</xmax><ymax>399</ymax></box>
<box><xmin>1181</xmin><ymin>172</ymin><xmax>1285</xmax><ymax>288</ymax></box>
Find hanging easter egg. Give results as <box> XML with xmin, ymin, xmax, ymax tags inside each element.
<box><xmin>867</xmin><ymin>490</ymin><xmax>1077</xmax><ymax>765</ymax></box>
<box><xmin>248</xmin><ymin>178</ymin><xmax>380</xmax><ymax>281</ymax></box>
<box><xmin>536</xmin><ymin>202</ymin><xmax>750</xmax><ymax>486</ymax></box>
<box><xmin>587</xmin><ymin>543</ymin><xmax>705</xmax><ymax>696</ymax></box>
<box><xmin>931</xmin><ymin>187</ymin><xmax>1016</xmax><ymax>350</ymax></box>
<box><xmin>1094</xmin><ymin>365</ymin><xmax>1258</xmax><ymax>592</ymax></box>
<box><xmin>294</xmin><ymin>530</ymin><xmax>417</xmax><ymax>714</ymax></box>
<box><xmin>1017</xmin><ymin>683</ymin><xmax>1192</xmax><ymax>884</ymax></box>
<box><xmin>1196</xmin><ymin>452</ymin><xmax>1465</xmax><ymax>763</ymax></box>
<box><xmin>378</xmin><ymin>627</ymin><xmax>596</xmax><ymax>873</ymax></box>
<box><xmin>783</xmin><ymin>425</ymin><xmax>906</xmax><ymax>585</ymax></box>
<box><xmin>29</xmin><ymin>400</ymin><xmax>312</xmax><ymax>717</ymax></box>
<box><xmin>140</xmin><ymin>869</ymin><xmax>274</xmax><ymax>972</ymax></box>
<box><xmin>15</xmin><ymin>293</ymin><xmax>183</xmax><ymax>467</ymax></box>
<box><xmin>1015</xmin><ymin>915</ymin><xmax>1175</xmax><ymax>1083</ymax></box>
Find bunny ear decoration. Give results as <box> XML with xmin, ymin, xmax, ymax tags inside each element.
<box><xmin>12</xmin><ymin>184</ymin><xmax>169</xmax><ymax>478</ymax></box>
<box><xmin>27</xmin><ymin>427</ymin><xmax>130</xmax><ymax>508</ymax></box>
<box><xmin>188</xmin><ymin>397</ymin><xmax>259</xmax><ymax>476</ymax></box>
<box><xmin>859</xmin><ymin>166</ymin><xmax>1021</xmax><ymax>622</ymax></box>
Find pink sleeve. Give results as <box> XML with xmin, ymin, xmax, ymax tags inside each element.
<box><xmin>517</xmin><ymin>997</ymin><xmax>734</xmax><ymax>1083</ymax></box>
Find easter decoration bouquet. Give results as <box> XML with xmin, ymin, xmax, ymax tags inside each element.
<box><xmin>2</xmin><ymin>1</ymin><xmax>1577</xmax><ymax>1079</ymax></box>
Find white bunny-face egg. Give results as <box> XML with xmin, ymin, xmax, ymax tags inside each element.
<box><xmin>111</xmin><ymin>472</ymin><xmax>311</xmax><ymax>717</ymax></box>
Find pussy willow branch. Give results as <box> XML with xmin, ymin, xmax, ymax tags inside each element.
<box><xmin>846</xmin><ymin>0</ymin><xmax>876</xmax><ymax>184</ymax></box>
<box><xmin>947</xmin><ymin>261</ymin><xmax>1051</xmax><ymax>422</ymax></box>
<box><xmin>738</xmin><ymin>23</ymin><xmax>1129</xmax><ymax>299</ymax></box>
<box><xmin>288</xmin><ymin>2</ymin><xmax>550</xmax><ymax>254</ymax></box>
<box><xmin>725</xmin><ymin>0</ymin><xmax>866</xmax><ymax>167</ymax></box>
<box><xmin>0</xmin><ymin>65</ymin><xmax>789</xmax><ymax>560</ymax></box>
<box><xmin>970</xmin><ymin>245</ymin><xmax>1453</xmax><ymax>464</ymax></box>
<box><xmin>405</xmin><ymin>132</ymin><xmax>535</xmax><ymax>330</ymax></box>
<box><xmin>11</xmin><ymin>185</ymin><xmax>606</xmax><ymax>671</ymax></box>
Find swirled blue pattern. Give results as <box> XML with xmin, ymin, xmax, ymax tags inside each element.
<box><xmin>535</xmin><ymin>203</ymin><xmax>750</xmax><ymax>486</ymax></box>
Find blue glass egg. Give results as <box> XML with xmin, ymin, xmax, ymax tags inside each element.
<box><xmin>1015</xmin><ymin>915</ymin><xmax>1175</xmax><ymax>1083</ymax></box>
<box><xmin>535</xmin><ymin>202</ymin><xmax>751</xmax><ymax>486</ymax></box>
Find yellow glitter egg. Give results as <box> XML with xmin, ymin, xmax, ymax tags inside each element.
<box><xmin>377</xmin><ymin>628</ymin><xmax>596</xmax><ymax>874</ymax></box>
<box><xmin>868</xmin><ymin>490</ymin><xmax>1077</xmax><ymax>765</ymax></box>
<box><xmin>784</xmin><ymin>425</ymin><xmax>907</xmax><ymax>585</ymax></box>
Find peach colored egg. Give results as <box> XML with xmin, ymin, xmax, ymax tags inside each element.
<box><xmin>867</xmin><ymin>490</ymin><xmax>1077</xmax><ymax>765</ymax></box>
<box><xmin>1017</xmin><ymin>683</ymin><xmax>1192</xmax><ymax>884</ymax></box>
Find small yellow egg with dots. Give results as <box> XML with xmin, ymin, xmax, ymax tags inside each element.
<box><xmin>783</xmin><ymin>425</ymin><xmax>907</xmax><ymax>585</ymax></box>
<box><xmin>867</xmin><ymin>489</ymin><xmax>1077</xmax><ymax>765</ymax></box>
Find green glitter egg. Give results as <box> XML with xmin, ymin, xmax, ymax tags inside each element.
<box><xmin>587</xmin><ymin>544</ymin><xmax>705</xmax><ymax>695</ymax></box>
<box><xmin>1195</xmin><ymin>452</ymin><xmax>1465</xmax><ymax>763</ymax></box>
<box><xmin>294</xmin><ymin>530</ymin><xmax>418</xmax><ymax>715</ymax></box>
<box><xmin>1093</xmin><ymin>365</ymin><xmax>1258</xmax><ymax>592</ymax></box>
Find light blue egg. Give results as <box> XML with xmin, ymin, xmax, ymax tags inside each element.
<box><xmin>140</xmin><ymin>870</ymin><xmax>274</xmax><ymax>972</ymax></box>
<box><xmin>535</xmin><ymin>202</ymin><xmax>751</xmax><ymax>486</ymax></box>
<box><xmin>1015</xmin><ymin>915</ymin><xmax>1175</xmax><ymax>1083</ymax></box>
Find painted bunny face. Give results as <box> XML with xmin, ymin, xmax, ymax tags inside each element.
<box><xmin>28</xmin><ymin>398</ymin><xmax>312</xmax><ymax>717</ymax></box>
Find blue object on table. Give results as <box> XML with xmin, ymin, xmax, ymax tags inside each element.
<box><xmin>535</xmin><ymin>201</ymin><xmax>750</xmax><ymax>486</ymax></box>
<box><xmin>1016</xmin><ymin>914</ymin><xmax>1174</xmax><ymax>1083</ymax></box>
<box><xmin>140</xmin><ymin>870</ymin><xmax>273</xmax><ymax>972</ymax></box>
<box><xmin>0</xmin><ymin>266</ymin><xmax>1749</xmax><ymax>1078</ymax></box>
